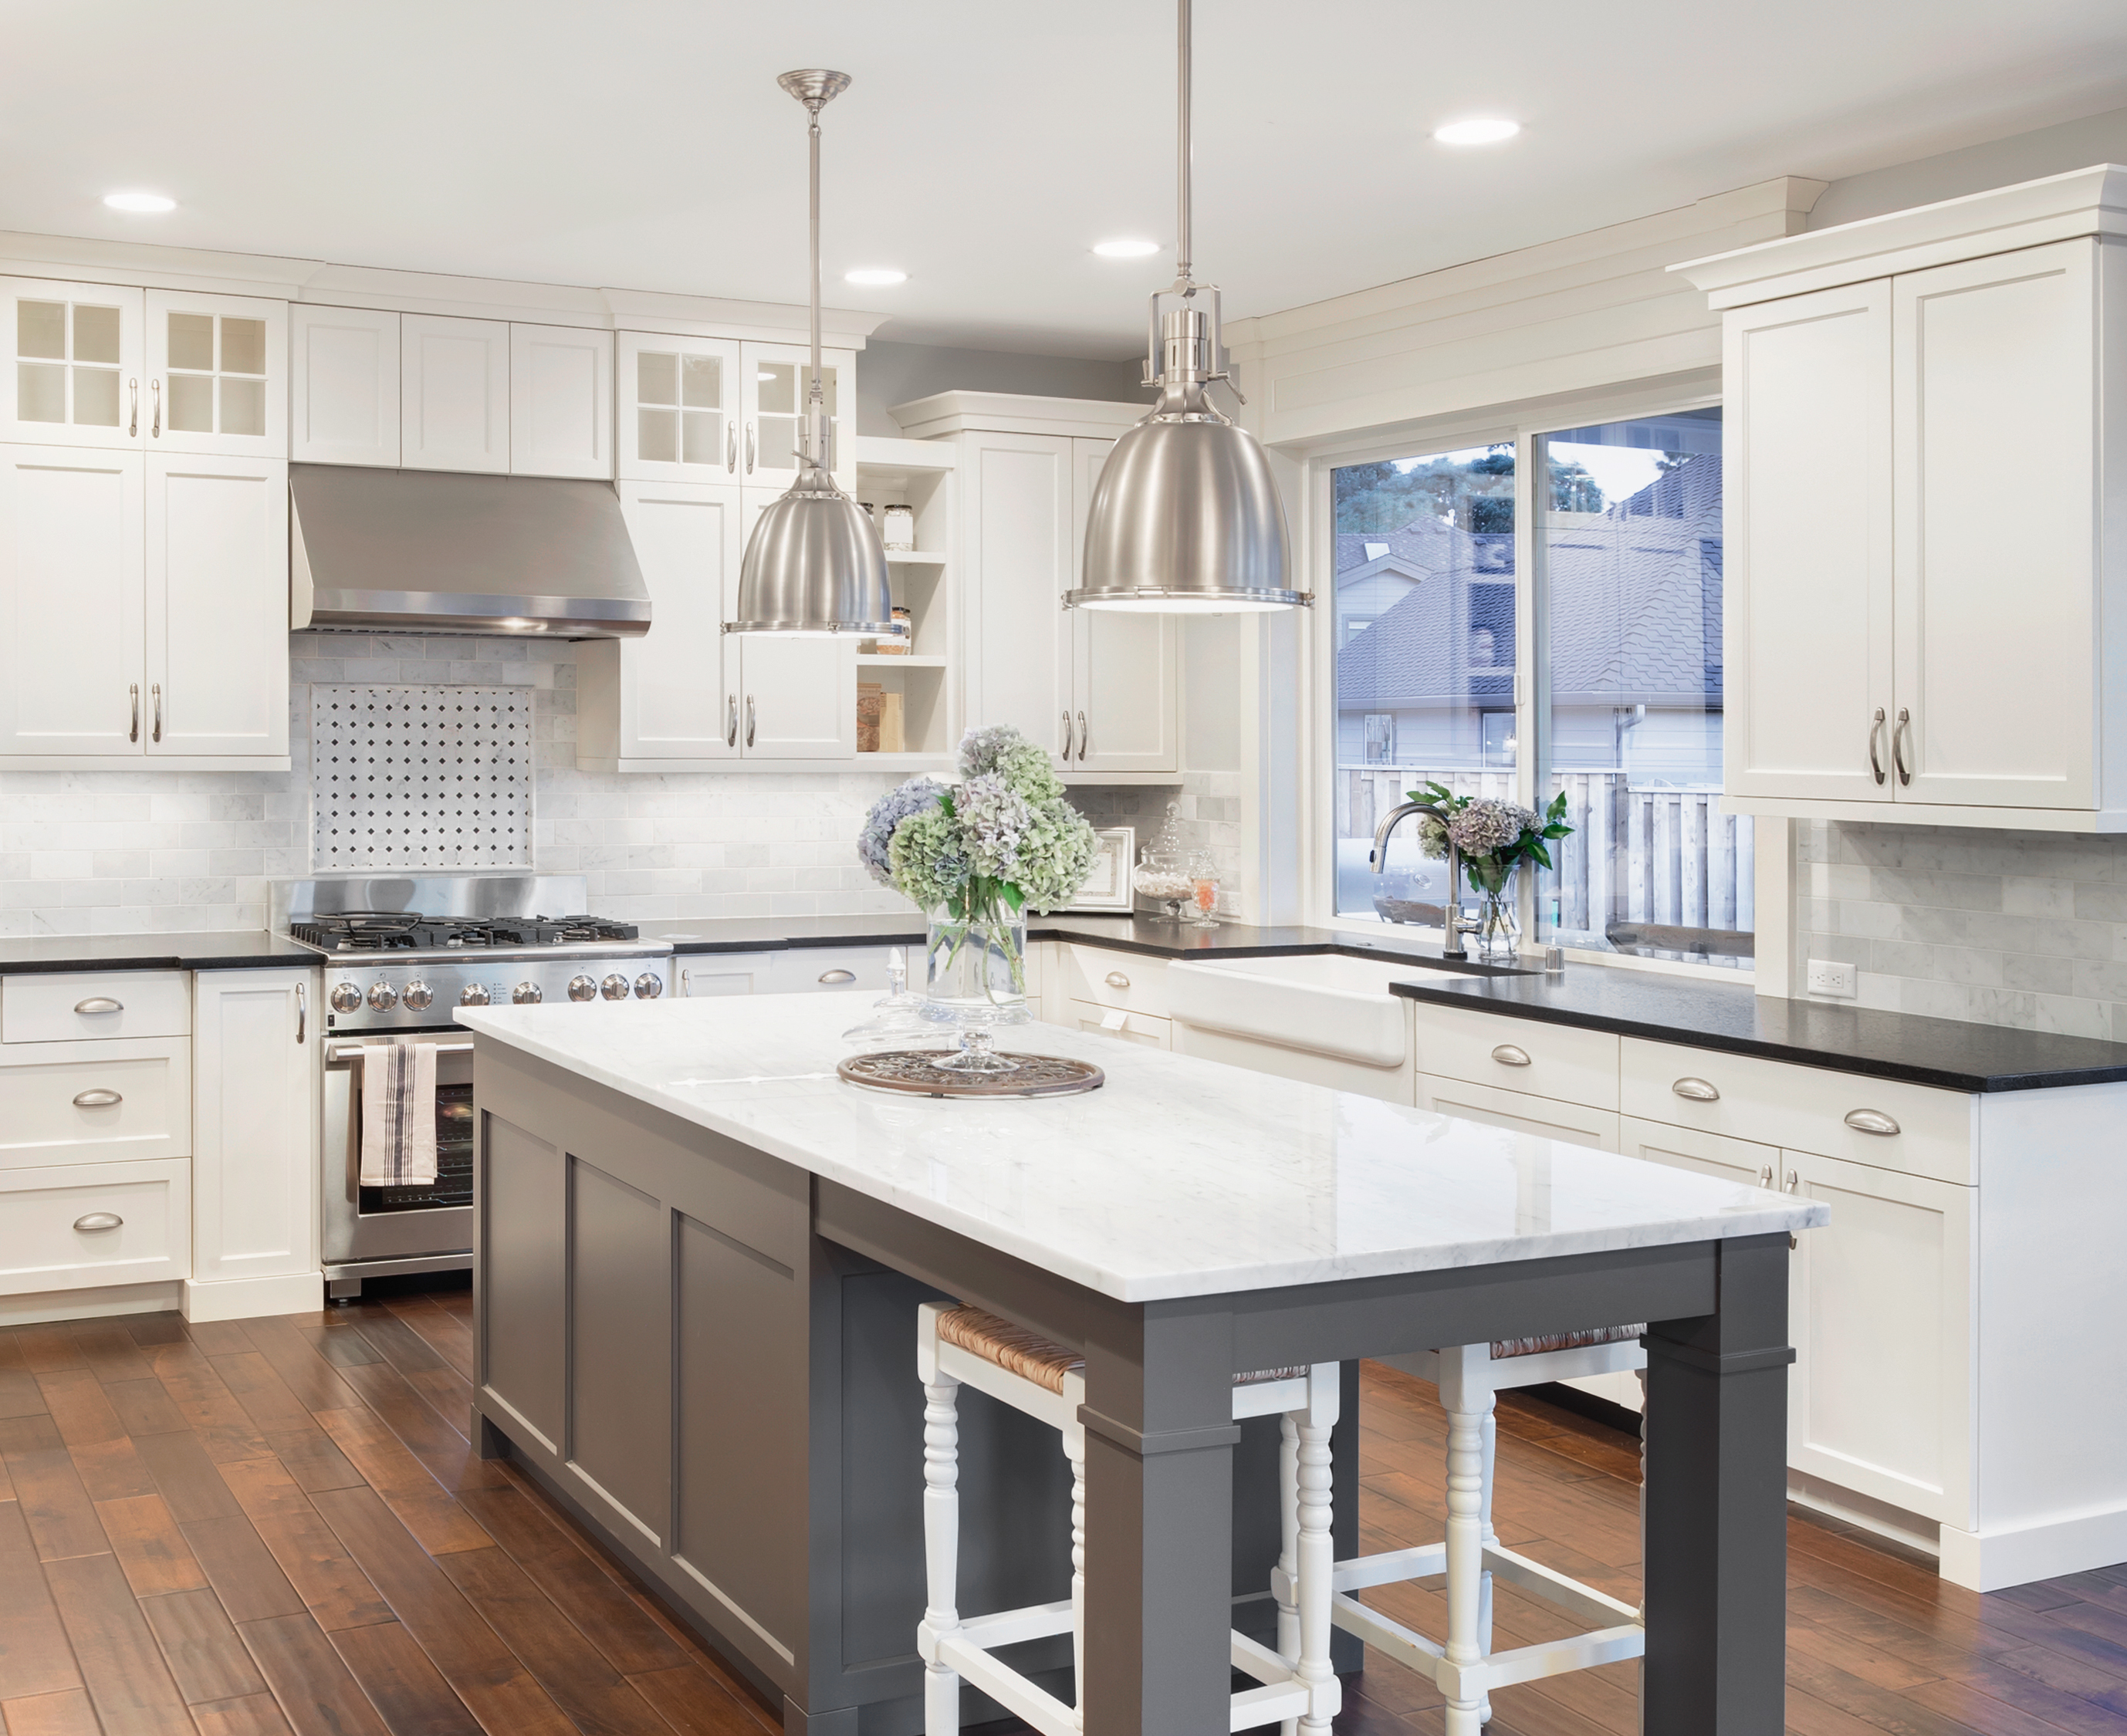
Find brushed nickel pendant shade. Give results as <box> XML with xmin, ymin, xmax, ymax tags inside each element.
<box><xmin>1064</xmin><ymin>0</ymin><xmax>1304</xmax><ymax>614</ymax></box>
<box><xmin>725</xmin><ymin>70</ymin><xmax>894</xmax><ymax>639</ymax></box>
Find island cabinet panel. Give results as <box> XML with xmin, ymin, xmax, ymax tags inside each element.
<box><xmin>478</xmin><ymin>1112</ymin><xmax>565</xmax><ymax>1454</ymax></box>
<box><xmin>568</xmin><ymin>1156</ymin><xmax>671</xmax><ymax>1545</ymax></box>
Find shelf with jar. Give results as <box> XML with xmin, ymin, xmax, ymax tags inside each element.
<box><xmin>853</xmin><ymin>436</ymin><xmax>957</xmax><ymax>762</ymax></box>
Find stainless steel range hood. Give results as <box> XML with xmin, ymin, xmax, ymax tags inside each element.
<box><xmin>289</xmin><ymin>464</ymin><xmax>651</xmax><ymax>637</ymax></box>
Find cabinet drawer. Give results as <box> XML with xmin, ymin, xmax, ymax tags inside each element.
<box><xmin>1065</xmin><ymin>999</ymin><xmax>1170</xmax><ymax>1049</ymax></box>
<box><xmin>1058</xmin><ymin>946</ymin><xmax>1168</xmax><ymax>1018</ymax></box>
<box><xmin>1416</xmin><ymin>1075</ymin><xmax>1620</xmax><ymax>1152</ymax></box>
<box><xmin>1619</xmin><ymin>1038</ymin><xmax>1975</xmax><ymax>1186</ymax></box>
<box><xmin>767</xmin><ymin>947</ymin><xmax>893</xmax><ymax>995</ymax></box>
<box><xmin>2</xmin><ymin>971</ymin><xmax>192</xmax><ymax>1043</ymax></box>
<box><xmin>0</xmin><ymin>1038</ymin><xmax>191</xmax><ymax>1168</ymax></box>
<box><xmin>1409</xmin><ymin>1003</ymin><xmax>1619</xmax><ymax>1110</ymax></box>
<box><xmin>0</xmin><ymin>1158</ymin><xmax>191</xmax><ymax>1295</ymax></box>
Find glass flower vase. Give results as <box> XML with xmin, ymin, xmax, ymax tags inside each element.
<box><xmin>920</xmin><ymin>900</ymin><xmax>1030</xmax><ymax>1071</ymax></box>
<box><xmin>1467</xmin><ymin>861</ymin><xmax>1520</xmax><ymax>964</ymax></box>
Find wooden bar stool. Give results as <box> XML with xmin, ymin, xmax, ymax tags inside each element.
<box><xmin>916</xmin><ymin>1301</ymin><xmax>1342</xmax><ymax>1736</ymax></box>
<box><xmin>1337</xmin><ymin>1329</ymin><xmax>1648</xmax><ymax>1734</ymax></box>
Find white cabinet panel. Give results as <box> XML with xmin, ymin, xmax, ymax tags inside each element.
<box><xmin>676</xmin><ymin>954</ymin><xmax>775</xmax><ymax>997</ymax></box>
<box><xmin>2</xmin><ymin>971</ymin><xmax>191</xmax><ymax>1043</ymax></box>
<box><xmin>1620</xmin><ymin>1116</ymin><xmax>1778</xmax><ymax>1188</ymax></box>
<box><xmin>1723</xmin><ymin>281</ymin><xmax>1894</xmax><ymax>802</ymax></box>
<box><xmin>0</xmin><ymin>1038</ymin><xmax>191</xmax><ymax>1168</ymax></box>
<box><xmin>1892</xmin><ymin>240</ymin><xmax>2096</xmax><ymax>809</ymax></box>
<box><xmin>191</xmin><ymin>970</ymin><xmax>317</xmax><ymax>1287</ymax></box>
<box><xmin>2</xmin><ymin>278</ymin><xmax>144</xmax><ymax>449</ymax></box>
<box><xmin>146</xmin><ymin>289</ymin><xmax>286</xmax><ymax>459</ymax></box>
<box><xmin>740</xmin><ymin>342</ymin><xmax>854</xmax><ymax>491</ymax></box>
<box><xmin>0</xmin><ymin>1158</ymin><xmax>191</xmax><ymax>1294</ymax></box>
<box><xmin>618</xmin><ymin>333</ymin><xmax>739</xmax><ymax>483</ymax></box>
<box><xmin>290</xmin><ymin>304</ymin><xmax>399</xmax><ymax>466</ymax></box>
<box><xmin>965</xmin><ymin>432</ymin><xmax>1073</xmax><ymax>764</ymax></box>
<box><xmin>146</xmin><ymin>455</ymin><xmax>289</xmax><ymax>758</ymax></box>
<box><xmin>510</xmin><ymin>323</ymin><xmax>612</xmax><ymax>479</ymax></box>
<box><xmin>1415</xmin><ymin>1075</ymin><xmax>1620</xmax><ymax>1151</ymax></box>
<box><xmin>765</xmin><ymin>947</ymin><xmax>893</xmax><ymax>994</ymax></box>
<box><xmin>1069</xmin><ymin>436</ymin><xmax>1176</xmax><ymax>773</ymax></box>
<box><xmin>739</xmin><ymin>636</ymin><xmax>855</xmax><ymax>759</ymax></box>
<box><xmin>1067</xmin><ymin>999</ymin><xmax>1171</xmax><ymax>1049</ymax></box>
<box><xmin>0</xmin><ymin>444</ymin><xmax>144</xmax><ymax>755</ymax></box>
<box><xmin>1411</xmin><ymin>1001</ymin><xmax>1619</xmax><ymax>1110</ymax></box>
<box><xmin>401</xmin><ymin>314</ymin><xmax>509</xmax><ymax>473</ymax></box>
<box><xmin>1786</xmin><ymin>1147</ymin><xmax>1972</xmax><ymax>1524</ymax></box>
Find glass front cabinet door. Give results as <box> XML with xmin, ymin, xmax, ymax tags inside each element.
<box><xmin>617</xmin><ymin>333</ymin><xmax>739</xmax><ymax>485</ymax></box>
<box><xmin>5</xmin><ymin>278</ymin><xmax>146</xmax><ymax>449</ymax></box>
<box><xmin>145</xmin><ymin>290</ymin><xmax>286</xmax><ymax>458</ymax></box>
<box><xmin>739</xmin><ymin>341</ymin><xmax>855</xmax><ymax>493</ymax></box>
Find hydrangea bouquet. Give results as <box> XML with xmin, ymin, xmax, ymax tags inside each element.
<box><xmin>858</xmin><ymin>726</ymin><xmax>1097</xmax><ymax>1011</ymax></box>
<box><xmin>1407</xmin><ymin>781</ymin><xmax>1573</xmax><ymax>958</ymax></box>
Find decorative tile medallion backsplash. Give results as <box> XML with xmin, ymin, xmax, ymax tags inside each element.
<box><xmin>310</xmin><ymin>685</ymin><xmax>533</xmax><ymax>870</ymax></box>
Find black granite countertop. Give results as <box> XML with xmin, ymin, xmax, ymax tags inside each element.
<box><xmin>0</xmin><ymin>931</ymin><xmax>317</xmax><ymax>974</ymax></box>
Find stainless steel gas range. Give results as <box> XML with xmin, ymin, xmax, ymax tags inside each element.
<box><xmin>276</xmin><ymin>875</ymin><xmax>671</xmax><ymax>1299</ymax></box>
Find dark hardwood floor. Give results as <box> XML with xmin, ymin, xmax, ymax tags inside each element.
<box><xmin>0</xmin><ymin>1290</ymin><xmax>2122</xmax><ymax>1736</ymax></box>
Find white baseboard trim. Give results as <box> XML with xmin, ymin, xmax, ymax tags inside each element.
<box><xmin>1938</xmin><ymin>1506</ymin><xmax>2127</xmax><ymax>1593</ymax></box>
<box><xmin>0</xmin><ymin>1280</ymin><xmax>182</xmax><ymax>1326</ymax></box>
<box><xmin>182</xmin><ymin>1271</ymin><xmax>325</xmax><ymax>1323</ymax></box>
<box><xmin>1787</xmin><ymin>1473</ymin><xmax>1941</xmax><ymax>1560</ymax></box>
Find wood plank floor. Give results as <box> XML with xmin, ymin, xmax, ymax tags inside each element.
<box><xmin>1</xmin><ymin>1290</ymin><xmax>2122</xmax><ymax>1736</ymax></box>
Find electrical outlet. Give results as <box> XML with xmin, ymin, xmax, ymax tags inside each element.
<box><xmin>1807</xmin><ymin>958</ymin><xmax>1858</xmax><ymax>998</ymax></box>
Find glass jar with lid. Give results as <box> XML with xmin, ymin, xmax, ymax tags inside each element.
<box><xmin>1131</xmin><ymin>802</ymin><xmax>1195</xmax><ymax>919</ymax></box>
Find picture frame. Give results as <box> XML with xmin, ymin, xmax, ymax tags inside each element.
<box><xmin>1067</xmin><ymin>826</ymin><xmax>1135</xmax><ymax>912</ymax></box>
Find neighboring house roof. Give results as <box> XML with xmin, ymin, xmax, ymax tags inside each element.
<box><xmin>1335</xmin><ymin>454</ymin><xmax>1722</xmax><ymax>711</ymax></box>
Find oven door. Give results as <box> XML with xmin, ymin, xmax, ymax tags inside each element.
<box><xmin>322</xmin><ymin>1031</ymin><xmax>475</xmax><ymax>1272</ymax></box>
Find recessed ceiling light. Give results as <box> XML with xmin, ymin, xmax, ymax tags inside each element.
<box><xmin>844</xmin><ymin>267</ymin><xmax>907</xmax><ymax>286</ymax></box>
<box><xmin>1093</xmin><ymin>238</ymin><xmax>1161</xmax><ymax>259</ymax></box>
<box><xmin>1433</xmin><ymin>117</ymin><xmax>1520</xmax><ymax>146</ymax></box>
<box><xmin>103</xmin><ymin>191</ymin><xmax>176</xmax><ymax>213</ymax></box>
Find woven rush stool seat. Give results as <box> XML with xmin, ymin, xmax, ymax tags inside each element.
<box><xmin>917</xmin><ymin>1303</ymin><xmax>1342</xmax><ymax>1735</ymax></box>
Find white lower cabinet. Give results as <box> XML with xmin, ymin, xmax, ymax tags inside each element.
<box><xmin>1620</xmin><ymin>1116</ymin><xmax>1778</xmax><ymax>1187</ymax></box>
<box><xmin>676</xmin><ymin>954</ymin><xmax>776</xmax><ymax>997</ymax></box>
<box><xmin>1416</xmin><ymin>1075</ymin><xmax>1620</xmax><ymax>1150</ymax></box>
<box><xmin>1067</xmin><ymin>999</ymin><xmax>1171</xmax><ymax>1049</ymax></box>
<box><xmin>0</xmin><ymin>1038</ymin><xmax>191</xmax><ymax>1168</ymax></box>
<box><xmin>187</xmin><ymin>970</ymin><xmax>320</xmax><ymax>1321</ymax></box>
<box><xmin>0</xmin><ymin>1159</ymin><xmax>191</xmax><ymax>1295</ymax></box>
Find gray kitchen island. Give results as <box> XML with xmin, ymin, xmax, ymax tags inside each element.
<box><xmin>458</xmin><ymin>995</ymin><xmax>1824</xmax><ymax>1736</ymax></box>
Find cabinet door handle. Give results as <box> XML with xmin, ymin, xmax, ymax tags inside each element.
<box><xmin>746</xmin><ymin>420</ymin><xmax>756</xmax><ymax>474</ymax></box>
<box><xmin>130</xmin><ymin>683</ymin><xmax>140</xmax><ymax>743</ymax></box>
<box><xmin>1868</xmin><ymin>708</ymin><xmax>1887</xmax><ymax>785</ymax></box>
<box><xmin>1757</xmin><ymin>1164</ymin><xmax>1774</xmax><ymax>1187</ymax></box>
<box><xmin>1490</xmin><ymin>1044</ymin><xmax>1532</xmax><ymax>1067</ymax></box>
<box><xmin>1671</xmin><ymin>1076</ymin><xmax>1720</xmax><ymax>1102</ymax></box>
<box><xmin>1892</xmin><ymin>708</ymin><xmax>1912</xmax><ymax>786</ymax></box>
<box><xmin>1076</xmin><ymin>711</ymin><xmax>1088</xmax><ymax>762</ymax></box>
<box><xmin>726</xmin><ymin>694</ymin><xmax>739</xmax><ymax>748</ymax></box>
<box><xmin>1782</xmin><ymin>1167</ymin><xmax>1801</xmax><ymax>1247</ymax></box>
<box><xmin>1104</xmin><ymin>970</ymin><xmax>1131</xmax><ymax>990</ymax></box>
<box><xmin>72</xmin><ymin>1089</ymin><xmax>123</xmax><ymax>1108</ymax></box>
<box><xmin>680</xmin><ymin>969</ymin><xmax>690</xmax><ymax>995</ymax></box>
<box><xmin>1844</xmin><ymin>1108</ymin><xmax>1900</xmax><ymax>1137</ymax></box>
<box><xmin>1059</xmin><ymin>711</ymin><xmax>1073</xmax><ymax>760</ymax></box>
<box><xmin>150</xmin><ymin>378</ymin><xmax>161</xmax><ymax>437</ymax></box>
<box><xmin>151</xmin><ymin>683</ymin><xmax>162</xmax><ymax>744</ymax></box>
<box><xmin>73</xmin><ymin>997</ymin><xmax>123</xmax><ymax>1015</ymax></box>
<box><xmin>73</xmin><ymin>1212</ymin><xmax>123</xmax><ymax>1232</ymax></box>
<box><xmin>818</xmin><ymin>969</ymin><xmax>856</xmax><ymax>985</ymax></box>
<box><xmin>295</xmin><ymin>981</ymin><xmax>306</xmax><ymax>1045</ymax></box>
<box><xmin>745</xmin><ymin>695</ymin><xmax>756</xmax><ymax>748</ymax></box>
<box><xmin>726</xmin><ymin>420</ymin><xmax>737</xmax><ymax>472</ymax></box>
<box><xmin>128</xmin><ymin>378</ymin><xmax>138</xmax><ymax>437</ymax></box>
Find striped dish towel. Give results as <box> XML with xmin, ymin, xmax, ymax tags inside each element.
<box><xmin>360</xmin><ymin>1042</ymin><xmax>438</xmax><ymax>1187</ymax></box>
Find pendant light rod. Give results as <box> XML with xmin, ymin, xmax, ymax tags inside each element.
<box><xmin>1175</xmin><ymin>0</ymin><xmax>1192</xmax><ymax>285</ymax></box>
<box><xmin>776</xmin><ymin>69</ymin><xmax>848</xmax><ymax>471</ymax></box>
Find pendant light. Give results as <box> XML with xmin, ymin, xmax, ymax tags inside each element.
<box><xmin>725</xmin><ymin>71</ymin><xmax>895</xmax><ymax>638</ymax></box>
<box><xmin>1064</xmin><ymin>0</ymin><xmax>1305</xmax><ymax>614</ymax></box>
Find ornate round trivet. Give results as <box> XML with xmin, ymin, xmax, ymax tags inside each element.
<box><xmin>837</xmin><ymin>1050</ymin><xmax>1105</xmax><ymax>1099</ymax></box>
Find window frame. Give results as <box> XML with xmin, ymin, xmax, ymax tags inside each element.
<box><xmin>1300</xmin><ymin>379</ymin><xmax>1767</xmax><ymax>985</ymax></box>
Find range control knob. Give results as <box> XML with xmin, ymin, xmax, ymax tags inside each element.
<box><xmin>600</xmin><ymin>974</ymin><xmax>630</xmax><ymax>1001</ymax></box>
<box><xmin>459</xmin><ymin>983</ymin><xmax>491</xmax><ymax>1007</ymax></box>
<box><xmin>512</xmin><ymin>982</ymin><xmax>543</xmax><ymax>1005</ymax></box>
<box><xmin>401</xmin><ymin>980</ymin><xmax>434</xmax><ymax>1011</ymax></box>
<box><xmin>329</xmin><ymin>981</ymin><xmax>362</xmax><ymax>1013</ymax></box>
<box><xmin>567</xmin><ymin>974</ymin><xmax>598</xmax><ymax>1002</ymax></box>
<box><xmin>634</xmin><ymin>973</ymin><xmax>664</xmax><ymax>999</ymax></box>
<box><xmin>366</xmin><ymin>981</ymin><xmax>397</xmax><ymax>1011</ymax></box>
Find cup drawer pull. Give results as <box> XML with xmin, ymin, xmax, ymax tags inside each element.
<box><xmin>1671</xmin><ymin>1077</ymin><xmax>1720</xmax><ymax>1102</ymax></box>
<box><xmin>817</xmin><ymin>969</ymin><xmax>857</xmax><ymax>985</ymax></box>
<box><xmin>1844</xmin><ymin>1109</ymin><xmax>1900</xmax><ymax>1137</ymax></box>
<box><xmin>73</xmin><ymin>1212</ymin><xmax>123</xmax><ymax>1232</ymax></box>
<box><xmin>73</xmin><ymin>997</ymin><xmax>124</xmax><ymax>1015</ymax></box>
<box><xmin>1105</xmin><ymin>971</ymin><xmax>1131</xmax><ymax>990</ymax></box>
<box><xmin>72</xmin><ymin>1089</ymin><xmax>123</xmax><ymax>1108</ymax></box>
<box><xmin>1490</xmin><ymin>1044</ymin><xmax>1532</xmax><ymax>1067</ymax></box>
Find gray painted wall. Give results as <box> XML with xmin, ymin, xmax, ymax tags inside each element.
<box><xmin>1809</xmin><ymin>103</ymin><xmax>2127</xmax><ymax>230</ymax></box>
<box><xmin>856</xmin><ymin>339</ymin><xmax>1148</xmax><ymax>434</ymax></box>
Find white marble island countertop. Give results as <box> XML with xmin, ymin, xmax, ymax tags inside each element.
<box><xmin>458</xmin><ymin>996</ymin><xmax>1828</xmax><ymax>1303</ymax></box>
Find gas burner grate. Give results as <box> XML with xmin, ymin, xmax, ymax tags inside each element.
<box><xmin>292</xmin><ymin>913</ymin><xmax>641</xmax><ymax>952</ymax></box>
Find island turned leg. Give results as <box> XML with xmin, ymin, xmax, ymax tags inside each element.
<box><xmin>1642</xmin><ymin>1232</ymin><xmax>1794</xmax><ymax>1735</ymax></box>
<box><xmin>1079</xmin><ymin>1303</ymin><xmax>1241</xmax><ymax>1736</ymax></box>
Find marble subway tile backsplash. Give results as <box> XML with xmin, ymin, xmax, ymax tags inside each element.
<box><xmin>1798</xmin><ymin>820</ymin><xmax>2127</xmax><ymax>1039</ymax></box>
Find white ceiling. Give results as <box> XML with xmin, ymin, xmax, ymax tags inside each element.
<box><xmin>5</xmin><ymin>1</ymin><xmax>2126</xmax><ymax>358</ymax></box>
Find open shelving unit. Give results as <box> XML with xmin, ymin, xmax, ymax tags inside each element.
<box><xmin>853</xmin><ymin>435</ymin><xmax>958</xmax><ymax>768</ymax></box>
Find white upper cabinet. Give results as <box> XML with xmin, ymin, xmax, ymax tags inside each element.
<box><xmin>145</xmin><ymin>454</ymin><xmax>290</xmax><ymax>759</ymax></box>
<box><xmin>4</xmin><ymin>278</ymin><xmax>144</xmax><ymax>449</ymax></box>
<box><xmin>146</xmin><ymin>289</ymin><xmax>286</xmax><ymax>458</ymax></box>
<box><xmin>290</xmin><ymin>304</ymin><xmax>400</xmax><ymax>467</ymax></box>
<box><xmin>618</xmin><ymin>333</ymin><xmax>739</xmax><ymax>483</ymax></box>
<box><xmin>732</xmin><ymin>489</ymin><xmax>854</xmax><ymax>759</ymax></box>
<box><xmin>509</xmin><ymin>323</ymin><xmax>612</xmax><ymax>479</ymax></box>
<box><xmin>1678</xmin><ymin>167</ymin><xmax>2127</xmax><ymax>826</ymax></box>
<box><xmin>0</xmin><ymin>443</ymin><xmax>144</xmax><ymax>755</ymax></box>
<box><xmin>401</xmin><ymin>313</ymin><xmax>509</xmax><ymax>473</ymax></box>
<box><xmin>962</xmin><ymin>430</ymin><xmax>1074</xmax><ymax>765</ymax></box>
<box><xmin>741</xmin><ymin>342</ymin><xmax>854</xmax><ymax>492</ymax></box>
<box><xmin>1069</xmin><ymin>435</ymin><xmax>1177</xmax><ymax>775</ymax></box>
